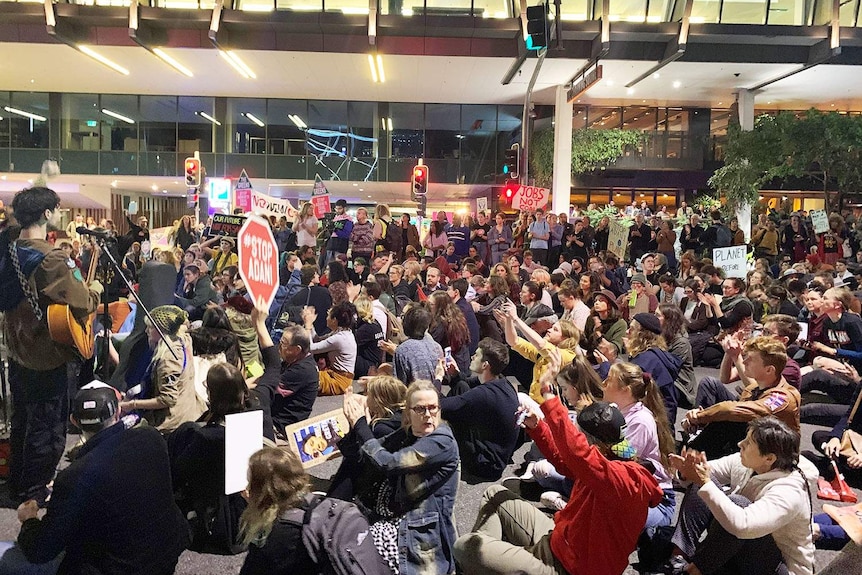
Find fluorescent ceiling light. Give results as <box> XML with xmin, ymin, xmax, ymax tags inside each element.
<box><xmin>197</xmin><ymin>111</ymin><xmax>221</xmax><ymax>126</ymax></box>
<box><xmin>242</xmin><ymin>4</ymin><xmax>275</xmax><ymax>11</ymax></box>
<box><xmin>219</xmin><ymin>50</ymin><xmax>256</xmax><ymax>79</ymax></box>
<box><xmin>289</xmin><ymin>114</ymin><xmax>307</xmax><ymax>129</ymax></box>
<box><xmin>341</xmin><ymin>7</ymin><xmax>368</xmax><ymax>14</ymax></box>
<box><xmin>290</xmin><ymin>5</ymin><xmax>320</xmax><ymax>10</ymax></box>
<box><xmin>101</xmin><ymin>108</ymin><xmax>135</xmax><ymax>124</ymax></box>
<box><xmin>3</xmin><ymin>106</ymin><xmax>46</xmax><ymax>122</ymax></box>
<box><xmin>243</xmin><ymin>112</ymin><xmax>265</xmax><ymax>127</ymax></box>
<box><xmin>368</xmin><ymin>54</ymin><xmax>385</xmax><ymax>83</ymax></box>
<box><xmin>78</xmin><ymin>45</ymin><xmax>130</xmax><ymax>75</ymax></box>
<box><xmin>387</xmin><ymin>117</ymin><xmax>393</xmax><ymax>131</ymax></box>
<box><xmin>381</xmin><ymin>117</ymin><xmax>386</xmax><ymax>130</ymax></box>
<box><xmin>152</xmin><ymin>48</ymin><xmax>194</xmax><ymax>78</ymax></box>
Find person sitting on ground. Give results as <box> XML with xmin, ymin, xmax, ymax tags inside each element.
<box><xmin>666</xmin><ymin>417</ymin><xmax>816</xmax><ymax>575</ymax></box>
<box><xmin>807</xmin><ymin>286</ymin><xmax>862</xmax><ymax>374</ymax></box>
<box><xmin>428</xmin><ymin>290</ymin><xmax>471</xmax><ymax>374</ymax></box>
<box><xmin>618</xmin><ymin>273</ymin><xmax>659</xmax><ymax>321</ymax></box>
<box><xmin>682</xmin><ymin>336</ymin><xmax>801</xmax><ymax>459</ymax></box>
<box><xmin>657</xmin><ymin>303</ymin><xmax>698</xmax><ymax>407</ymax></box>
<box><xmin>342</xmin><ymin>380</ymin><xmax>460</xmax><ymax>575</ymax></box>
<box><xmin>302</xmin><ymin>301</ymin><xmax>357</xmax><ymax>396</ymax></box>
<box><xmin>272</xmin><ymin>324</ymin><xmax>319</xmax><ymax>436</ymax></box>
<box><xmin>581</xmin><ymin>288</ymin><xmax>627</xmax><ymax>363</ymax></box>
<box><xmin>328</xmin><ymin>377</ymin><xmax>406</xmax><ymax>500</ymax></box>
<box><xmin>238</xmin><ymin>447</ymin><xmax>389</xmax><ymax>575</ymax></box>
<box><xmin>385</xmin><ymin>303</ymin><xmax>444</xmax><ymax>387</ymax></box>
<box><xmin>175</xmin><ymin>264</ymin><xmax>219</xmax><ymax>321</ymax></box>
<box><xmin>224</xmin><ymin>296</ymin><xmax>264</xmax><ymax>378</ymax></box>
<box><xmin>497</xmin><ymin>300</ymin><xmax>580</xmax><ymax>404</ymax></box>
<box><xmin>440</xmin><ymin>338</ymin><xmax>520</xmax><ymax>481</ymax></box>
<box><xmin>518</xmin><ymin>280</ymin><xmax>558</xmax><ymax>334</ymax></box>
<box><xmin>557</xmin><ymin>280</ymin><xmax>591</xmax><ymax>332</ymax></box>
<box><xmin>807</xmin><ymin>376</ymin><xmax>862</xmax><ymax>489</ymax></box>
<box><xmin>352</xmin><ymin>296</ymin><xmax>384</xmax><ymax>379</ymax></box>
<box><xmin>453</xmin><ymin>352</ymin><xmax>663</xmax><ymax>575</ymax></box>
<box><xmin>624</xmin><ymin>313</ymin><xmax>683</xmax><ymax>427</ymax></box>
<box><xmin>449</xmin><ymin>278</ymin><xmax>480</xmax><ymax>355</ymax></box>
<box><xmin>290</xmin><ymin>265</ymin><xmax>332</xmax><ymax>335</ymax></box>
<box><xmin>7</xmin><ymin>382</ymin><xmax>189</xmax><ymax>575</ymax></box>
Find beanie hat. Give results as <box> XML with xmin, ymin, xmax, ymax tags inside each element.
<box><xmin>148</xmin><ymin>305</ymin><xmax>188</xmax><ymax>337</ymax></box>
<box><xmin>633</xmin><ymin>312</ymin><xmax>662</xmax><ymax>335</ymax></box>
<box><xmin>630</xmin><ymin>273</ymin><xmax>648</xmax><ymax>286</ymax></box>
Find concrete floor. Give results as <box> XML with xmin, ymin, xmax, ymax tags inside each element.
<box><xmin>0</xmin><ymin>367</ymin><xmax>859</xmax><ymax>574</ymax></box>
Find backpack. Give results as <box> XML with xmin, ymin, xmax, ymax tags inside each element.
<box><xmin>281</xmin><ymin>493</ymin><xmax>391</xmax><ymax>575</ymax></box>
<box><xmin>393</xmin><ymin>293</ymin><xmax>411</xmax><ymax>317</ymax></box>
<box><xmin>0</xmin><ymin>235</ymin><xmax>47</xmax><ymax>313</ymax></box>
<box><xmin>376</xmin><ymin>219</ymin><xmax>402</xmax><ymax>256</ymax></box>
<box><xmin>714</xmin><ymin>223</ymin><xmax>732</xmax><ymax>248</ymax></box>
<box><xmin>383</xmin><ymin>307</ymin><xmax>406</xmax><ymax>344</ymax></box>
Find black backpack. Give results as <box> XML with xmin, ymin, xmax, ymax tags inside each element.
<box><xmin>714</xmin><ymin>223</ymin><xmax>732</xmax><ymax>248</ymax></box>
<box><xmin>281</xmin><ymin>493</ymin><xmax>391</xmax><ymax>575</ymax></box>
<box><xmin>377</xmin><ymin>219</ymin><xmax>402</xmax><ymax>256</ymax></box>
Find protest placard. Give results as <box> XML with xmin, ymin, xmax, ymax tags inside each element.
<box><xmin>811</xmin><ymin>209</ymin><xmax>829</xmax><ymax>234</ymax></box>
<box><xmin>285</xmin><ymin>409</ymin><xmax>349</xmax><ymax>469</ymax></box>
<box><xmin>512</xmin><ymin>186</ymin><xmax>549</xmax><ymax>212</ymax></box>
<box><xmin>208</xmin><ymin>213</ymin><xmax>247</xmax><ymax>238</ymax></box>
<box><xmin>607</xmin><ymin>220</ymin><xmax>629</xmax><ymax>260</ymax></box>
<box><xmin>225</xmin><ymin>410</ymin><xmax>263</xmax><ymax>494</ymax></box>
<box><xmin>713</xmin><ymin>245</ymin><xmax>748</xmax><ymax>278</ymax></box>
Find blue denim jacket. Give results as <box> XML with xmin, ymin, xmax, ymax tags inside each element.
<box><xmin>359</xmin><ymin>421</ymin><xmax>460</xmax><ymax>575</ymax></box>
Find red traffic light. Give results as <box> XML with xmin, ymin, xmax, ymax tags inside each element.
<box><xmin>502</xmin><ymin>182</ymin><xmax>519</xmax><ymax>203</ymax></box>
<box><xmin>413</xmin><ymin>166</ymin><xmax>427</xmax><ymax>180</ymax></box>
<box><xmin>184</xmin><ymin>157</ymin><xmax>201</xmax><ymax>188</ymax></box>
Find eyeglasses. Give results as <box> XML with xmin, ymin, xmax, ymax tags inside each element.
<box><xmin>410</xmin><ymin>404</ymin><xmax>440</xmax><ymax>416</ymax></box>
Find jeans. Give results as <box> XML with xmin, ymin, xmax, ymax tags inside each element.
<box><xmin>696</xmin><ymin>376</ymin><xmax>739</xmax><ymax>409</ymax></box>
<box><xmin>800</xmin><ymin>369</ymin><xmax>858</xmax><ymax>427</ymax></box>
<box><xmin>0</xmin><ymin>542</ymin><xmax>61</xmax><ymax>575</ymax></box>
<box><xmin>453</xmin><ymin>484</ymin><xmax>566</xmax><ymax>575</ymax></box>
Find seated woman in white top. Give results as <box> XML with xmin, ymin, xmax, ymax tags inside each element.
<box><xmin>301</xmin><ymin>301</ymin><xmax>357</xmax><ymax>395</ymax></box>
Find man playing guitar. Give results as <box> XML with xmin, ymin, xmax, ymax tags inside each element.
<box><xmin>0</xmin><ymin>186</ymin><xmax>103</xmax><ymax>506</ymax></box>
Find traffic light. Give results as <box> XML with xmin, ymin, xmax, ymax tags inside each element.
<box><xmin>184</xmin><ymin>157</ymin><xmax>201</xmax><ymax>188</ymax></box>
<box><xmin>502</xmin><ymin>181</ymin><xmax>519</xmax><ymax>206</ymax></box>
<box><xmin>503</xmin><ymin>144</ymin><xmax>520</xmax><ymax>179</ymax></box>
<box><xmin>525</xmin><ymin>2</ymin><xmax>549</xmax><ymax>50</ymax></box>
<box><xmin>411</xmin><ymin>164</ymin><xmax>428</xmax><ymax>202</ymax></box>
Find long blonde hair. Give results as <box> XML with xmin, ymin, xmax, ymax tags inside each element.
<box><xmin>374</xmin><ymin>204</ymin><xmax>391</xmax><ymax>221</ymax></box>
<box><xmin>240</xmin><ymin>448</ymin><xmax>310</xmax><ymax>546</ymax></box>
<box><xmin>295</xmin><ymin>202</ymin><xmax>314</xmax><ymax>224</ymax></box>
<box><xmin>367</xmin><ymin>376</ymin><xmax>407</xmax><ymax>426</ymax></box>
<box><xmin>354</xmin><ymin>295</ymin><xmax>375</xmax><ymax>323</ymax></box>
<box><xmin>626</xmin><ymin>320</ymin><xmax>667</xmax><ymax>357</ymax></box>
<box><xmin>403</xmin><ymin>261</ymin><xmax>422</xmax><ymax>283</ymax></box>
<box><xmin>556</xmin><ymin>319</ymin><xmax>581</xmax><ymax>352</ymax></box>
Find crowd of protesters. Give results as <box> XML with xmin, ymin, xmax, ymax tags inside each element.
<box><xmin>3</xmin><ymin>190</ymin><xmax>862</xmax><ymax>575</ymax></box>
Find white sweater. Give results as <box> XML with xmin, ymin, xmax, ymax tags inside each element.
<box><xmin>698</xmin><ymin>453</ymin><xmax>817</xmax><ymax>575</ymax></box>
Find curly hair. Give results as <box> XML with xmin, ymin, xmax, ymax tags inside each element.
<box><xmin>657</xmin><ymin>303</ymin><xmax>687</xmax><ymax>341</ymax></box>
<box><xmin>428</xmin><ymin>291</ymin><xmax>470</xmax><ymax>352</ymax></box>
<box><xmin>626</xmin><ymin>319</ymin><xmax>667</xmax><ymax>357</ymax></box>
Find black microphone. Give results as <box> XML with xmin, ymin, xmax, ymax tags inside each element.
<box><xmin>76</xmin><ymin>226</ymin><xmax>113</xmax><ymax>240</ymax></box>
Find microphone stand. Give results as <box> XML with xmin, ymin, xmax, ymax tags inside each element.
<box><xmin>93</xmin><ymin>236</ymin><xmax>178</xmax><ymax>383</ymax></box>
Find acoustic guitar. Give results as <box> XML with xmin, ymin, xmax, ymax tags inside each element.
<box><xmin>47</xmin><ymin>245</ymin><xmax>99</xmax><ymax>359</ymax></box>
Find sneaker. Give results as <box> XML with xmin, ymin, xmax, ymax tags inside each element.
<box><xmin>540</xmin><ymin>491</ymin><xmax>567</xmax><ymax>511</ymax></box>
<box><xmin>519</xmin><ymin>461</ymin><xmax>537</xmax><ymax>482</ymax></box>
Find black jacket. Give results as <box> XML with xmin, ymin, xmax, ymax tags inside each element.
<box><xmin>240</xmin><ymin>498</ymin><xmax>318</xmax><ymax>575</ymax></box>
<box><xmin>273</xmin><ymin>353</ymin><xmax>319</xmax><ymax>432</ymax></box>
<box><xmin>440</xmin><ymin>376</ymin><xmax>520</xmax><ymax>480</ymax></box>
<box><xmin>18</xmin><ymin>423</ymin><xmax>189</xmax><ymax>575</ymax></box>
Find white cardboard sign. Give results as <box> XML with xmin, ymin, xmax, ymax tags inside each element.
<box><xmin>811</xmin><ymin>209</ymin><xmax>829</xmax><ymax>234</ymax></box>
<box><xmin>224</xmin><ymin>410</ymin><xmax>263</xmax><ymax>495</ymax></box>
<box><xmin>512</xmin><ymin>186</ymin><xmax>549</xmax><ymax>212</ymax></box>
<box><xmin>713</xmin><ymin>246</ymin><xmax>748</xmax><ymax>278</ymax></box>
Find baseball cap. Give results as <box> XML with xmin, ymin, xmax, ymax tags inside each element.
<box><xmin>577</xmin><ymin>401</ymin><xmax>627</xmax><ymax>446</ymax></box>
<box><xmin>73</xmin><ymin>381</ymin><xmax>121</xmax><ymax>427</ymax></box>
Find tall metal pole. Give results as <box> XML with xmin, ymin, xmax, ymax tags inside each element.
<box><xmin>520</xmin><ymin>46</ymin><xmax>547</xmax><ymax>185</ymax></box>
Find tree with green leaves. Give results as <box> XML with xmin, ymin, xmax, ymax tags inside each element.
<box><xmin>530</xmin><ymin>128</ymin><xmax>642</xmax><ymax>188</ymax></box>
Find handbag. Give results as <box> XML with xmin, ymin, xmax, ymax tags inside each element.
<box><xmin>839</xmin><ymin>387</ymin><xmax>862</xmax><ymax>458</ymax></box>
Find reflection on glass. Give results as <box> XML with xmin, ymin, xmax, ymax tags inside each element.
<box><xmin>690</xmin><ymin>0</ymin><xmax>720</xmax><ymax>23</ymax></box>
<box><xmin>721</xmin><ymin>0</ymin><xmax>766</xmax><ymax>24</ymax></box>
<box><xmin>473</xmin><ymin>0</ymin><xmax>514</xmax><ymax>18</ymax></box>
<box><xmin>227</xmin><ymin>98</ymin><xmax>267</xmax><ymax>154</ymax></box>
<box><xmin>178</xmin><ymin>96</ymin><xmax>216</xmax><ymax>154</ymax></box>
<box><xmin>62</xmin><ymin>94</ymin><xmax>100</xmax><ymax>151</ymax></box>
<box><xmin>647</xmin><ymin>0</ymin><xmax>672</xmax><ymax>22</ymax></box>
<box><xmin>267</xmin><ymin>99</ymin><xmax>308</xmax><ymax>156</ymax></box>
<box><xmin>275</xmin><ymin>0</ymin><xmax>322</xmax><ymax>11</ymax></box>
<box><xmin>101</xmin><ymin>95</ymin><xmax>137</xmax><ymax>152</ymax></box>
<box><xmin>389</xmin><ymin>103</ymin><xmax>424</xmax><ymax>158</ymax></box>
<box><xmin>8</xmin><ymin>92</ymin><xmax>49</xmax><ymax>149</ymax></box>
<box><xmin>140</xmin><ymin>95</ymin><xmax>177</xmax><ymax>153</ymax></box>
<box><xmin>326</xmin><ymin>0</ymin><xmax>370</xmax><ymax>13</ymax></box>
<box><xmin>622</xmin><ymin>107</ymin><xmax>656</xmax><ymax>130</ymax></box>
<box><xmin>554</xmin><ymin>0</ymin><xmax>591</xmax><ymax>20</ymax></box>
<box><xmin>767</xmin><ymin>0</ymin><xmax>808</xmax><ymax>25</ymax></box>
<box><xmin>424</xmin><ymin>0</ymin><xmax>472</xmax><ymax>16</ymax></box>
<box><xmin>609</xmin><ymin>0</ymin><xmax>647</xmax><ymax>21</ymax></box>
<box><xmin>588</xmin><ymin>107</ymin><xmax>621</xmax><ymax>129</ymax></box>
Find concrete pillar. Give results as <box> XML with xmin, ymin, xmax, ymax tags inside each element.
<box><xmin>736</xmin><ymin>89</ymin><xmax>755</xmax><ymax>241</ymax></box>
<box><xmin>551</xmin><ymin>84</ymin><xmax>573</xmax><ymax>217</ymax></box>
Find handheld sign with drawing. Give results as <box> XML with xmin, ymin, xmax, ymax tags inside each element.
<box><xmin>607</xmin><ymin>220</ymin><xmax>629</xmax><ymax>261</ymax></box>
<box><xmin>713</xmin><ymin>246</ymin><xmax>747</xmax><ymax>278</ymax></box>
<box><xmin>810</xmin><ymin>209</ymin><xmax>829</xmax><ymax>235</ymax></box>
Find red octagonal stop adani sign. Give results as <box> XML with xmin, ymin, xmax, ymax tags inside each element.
<box><xmin>238</xmin><ymin>215</ymin><xmax>279</xmax><ymax>310</ymax></box>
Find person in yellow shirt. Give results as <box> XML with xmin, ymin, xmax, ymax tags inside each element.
<box><xmin>201</xmin><ymin>236</ymin><xmax>239</xmax><ymax>275</ymax></box>
<box><xmin>495</xmin><ymin>301</ymin><xmax>580</xmax><ymax>403</ymax></box>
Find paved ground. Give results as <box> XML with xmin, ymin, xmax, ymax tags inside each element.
<box><xmin>0</xmin><ymin>367</ymin><xmax>859</xmax><ymax>574</ymax></box>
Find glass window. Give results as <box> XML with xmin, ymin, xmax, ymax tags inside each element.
<box><xmin>347</xmin><ymin>101</ymin><xmax>378</xmax><ymax>180</ymax></box>
<box><xmin>473</xmin><ymin>0</ymin><xmax>513</xmax><ymax>18</ymax></box>
<box><xmin>588</xmin><ymin>107</ymin><xmax>621</xmax><ymax>129</ymax></box>
<box><xmin>178</xmin><ymin>96</ymin><xmax>216</xmax><ymax>154</ymax></box>
<box><xmin>721</xmin><ymin>0</ymin><xmax>766</xmax><ymax>24</ymax></box>
<box><xmin>767</xmin><ymin>0</ymin><xmax>809</xmax><ymax>25</ymax></box>
<box><xmin>389</xmin><ymin>103</ymin><xmax>424</xmax><ymax>159</ymax></box>
<box><xmin>275</xmin><ymin>0</ymin><xmax>322</xmax><ymax>11</ymax></box>
<box><xmin>226</xmin><ymin>98</ymin><xmax>267</xmax><ymax>154</ymax></box>
<box><xmin>425</xmin><ymin>104</ymin><xmax>460</xmax><ymax>160</ymax></box>
<box><xmin>573</xmin><ymin>106</ymin><xmax>588</xmax><ymax>129</ymax></box>
<box><xmin>460</xmin><ymin>104</ymin><xmax>497</xmax><ymax>162</ymax></box>
<box><xmin>425</xmin><ymin>0</ymin><xmax>473</xmax><ymax>17</ymax></box>
<box><xmin>326</xmin><ymin>0</ymin><xmax>368</xmax><ymax>14</ymax></box>
<box><xmin>139</xmin><ymin>95</ymin><xmax>177</xmax><ymax>152</ymax></box>
<box><xmin>101</xmin><ymin>94</ymin><xmax>138</xmax><ymax>152</ymax></box>
<box><xmin>0</xmin><ymin>91</ymin><xmax>10</xmax><ymax>149</ymax></box>
<box><xmin>690</xmin><ymin>0</ymin><xmax>720</xmax><ymax>22</ymax></box>
<box><xmin>647</xmin><ymin>0</ymin><xmax>672</xmax><ymax>22</ymax></box>
<box><xmin>609</xmin><ymin>0</ymin><xmax>647</xmax><ymax>21</ymax></box>
<box><xmin>236</xmin><ymin>0</ymin><xmax>275</xmax><ymax>10</ymax></box>
<box><xmin>622</xmin><ymin>107</ymin><xmax>656</xmax><ymax>131</ymax></box>
<box><xmin>555</xmin><ymin>0</ymin><xmax>591</xmax><ymax>20</ymax></box>
<box><xmin>7</xmin><ymin>92</ymin><xmax>49</xmax><ymax>149</ymax></box>
<box><xmin>306</xmin><ymin>100</ymin><xmax>350</xmax><ymax>174</ymax></box>
<box><xmin>267</xmin><ymin>99</ymin><xmax>308</xmax><ymax>156</ymax></box>
<box><xmin>61</xmin><ymin>94</ymin><xmax>100</xmax><ymax>151</ymax></box>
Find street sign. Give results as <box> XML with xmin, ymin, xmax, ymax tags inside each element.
<box><xmin>238</xmin><ymin>215</ymin><xmax>279</xmax><ymax>310</ymax></box>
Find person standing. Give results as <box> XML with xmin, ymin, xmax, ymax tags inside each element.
<box><xmin>322</xmin><ymin>199</ymin><xmax>353</xmax><ymax>268</ymax></box>
<box><xmin>488</xmin><ymin>212</ymin><xmax>512</xmax><ymax>265</ymax></box>
<box><xmin>349</xmin><ymin>207</ymin><xmax>375</xmax><ymax>264</ymax></box>
<box><xmin>0</xmin><ymin>186</ymin><xmax>103</xmax><ymax>505</ymax></box>
<box><xmin>294</xmin><ymin>202</ymin><xmax>319</xmax><ymax>250</ymax></box>
<box><xmin>528</xmin><ymin>209</ymin><xmax>550</xmax><ymax>266</ymax></box>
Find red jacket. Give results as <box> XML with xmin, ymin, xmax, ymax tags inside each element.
<box><xmin>528</xmin><ymin>397</ymin><xmax>663</xmax><ymax>575</ymax></box>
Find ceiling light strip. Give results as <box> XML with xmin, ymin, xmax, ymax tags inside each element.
<box><xmin>152</xmin><ymin>48</ymin><xmax>194</xmax><ymax>78</ymax></box>
<box><xmin>288</xmin><ymin>114</ymin><xmax>307</xmax><ymax>129</ymax></box>
<box><xmin>3</xmin><ymin>106</ymin><xmax>46</xmax><ymax>122</ymax></box>
<box><xmin>225</xmin><ymin>51</ymin><xmax>256</xmax><ymax>79</ymax></box>
<box><xmin>198</xmin><ymin>111</ymin><xmax>221</xmax><ymax>126</ymax></box>
<box><xmin>367</xmin><ymin>54</ymin><xmax>379</xmax><ymax>82</ymax></box>
<box><xmin>78</xmin><ymin>45</ymin><xmax>130</xmax><ymax>76</ymax></box>
<box><xmin>102</xmin><ymin>108</ymin><xmax>135</xmax><ymax>124</ymax></box>
<box><xmin>376</xmin><ymin>54</ymin><xmax>385</xmax><ymax>83</ymax></box>
<box><xmin>243</xmin><ymin>112</ymin><xmax>265</xmax><ymax>127</ymax></box>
